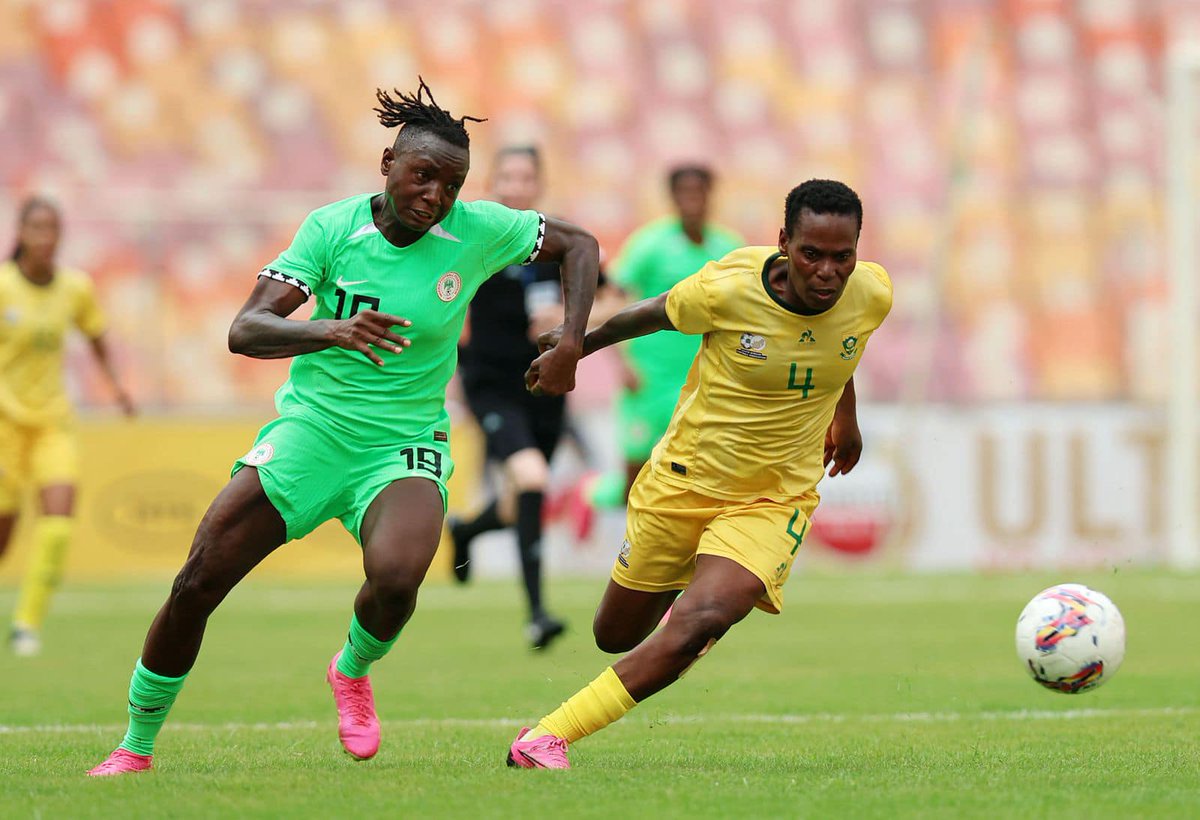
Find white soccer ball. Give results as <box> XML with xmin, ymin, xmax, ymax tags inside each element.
<box><xmin>1014</xmin><ymin>583</ymin><xmax>1126</xmax><ymax>694</ymax></box>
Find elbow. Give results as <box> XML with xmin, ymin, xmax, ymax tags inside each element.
<box><xmin>567</xmin><ymin>228</ymin><xmax>600</xmax><ymax>267</ymax></box>
<box><xmin>228</xmin><ymin>319</ymin><xmax>250</xmax><ymax>355</ymax></box>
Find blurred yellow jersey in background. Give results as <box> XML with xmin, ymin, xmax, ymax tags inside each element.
<box><xmin>0</xmin><ymin>261</ymin><xmax>106</xmax><ymax>427</ymax></box>
<box><xmin>658</xmin><ymin>247</ymin><xmax>892</xmax><ymax>503</ymax></box>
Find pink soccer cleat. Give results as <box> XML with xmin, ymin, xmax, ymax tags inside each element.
<box><xmin>87</xmin><ymin>748</ymin><xmax>153</xmax><ymax>777</ymax></box>
<box><xmin>326</xmin><ymin>651</ymin><xmax>381</xmax><ymax>760</ymax></box>
<box><xmin>506</xmin><ymin>727</ymin><xmax>570</xmax><ymax>769</ymax></box>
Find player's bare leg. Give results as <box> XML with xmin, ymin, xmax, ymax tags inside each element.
<box><xmin>88</xmin><ymin>468</ymin><xmax>286</xmax><ymax>775</ymax></box>
<box><xmin>141</xmin><ymin>469</ymin><xmax>286</xmax><ymax>676</ymax></box>
<box><xmin>328</xmin><ymin>477</ymin><xmax>442</xmax><ymax>760</ymax></box>
<box><xmin>610</xmin><ymin>555</ymin><xmax>762</xmax><ymax>699</ymax></box>
<box><xmin>508</xmin><ymin>556</ymin><xmax>760</xmax><ymax>768</ymax></box>
<box><xmin>0</xmin><ymin>515</ymin><xmax>16</xmax><ymax>563</ymax></box>
<box><xmin>509</xmin><ymin>555</ymin><xmax>763</xmax><ymax>768</ymax></box>
<box><xmin>591</xmin><ymin>580</ymin><xmax>678</xmax><ymax>654</ymax></box>
<box><xmin>10</xmin><ymin>483</ymin><xmax>75</xmax><ymax>656</ymax></box>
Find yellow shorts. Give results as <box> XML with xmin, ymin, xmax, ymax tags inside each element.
<box><xmin>612</xmin><ymin>469</ymin><xmax>819</xmax><ymax>614</ymax></box>
<box><xmin>0</xmin><ymin>419</ymin><xmax>79</xmax><ymax>512</ymax></box>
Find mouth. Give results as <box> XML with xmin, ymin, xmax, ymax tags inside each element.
<box><xmin>811</xmin><ymin>287</ymin><xmax>838</xmax><ymax>302</ymax></box>
<box><xmin>407</xmin><ymin>207</ymin><xmax>436</xmax><ymax>225</ymax></box>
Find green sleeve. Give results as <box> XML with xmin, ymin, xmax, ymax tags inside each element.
<box><xmin>262</xmin><ymin>210</ymin><xmax>329</xmax><ymax>297</ymax></box>
<box><xmin>476</xmin><ymin>201</ymin><xmax>543</xmax><ymax>273</ymax></box>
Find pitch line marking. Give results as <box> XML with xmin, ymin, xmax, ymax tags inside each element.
<box><xmin>1</xmin><ymin>706</ymin><xmax>1194</xmax><ymax>735</ymax></box>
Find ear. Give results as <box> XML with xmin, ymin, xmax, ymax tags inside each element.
<box><xmin>380</xmin><ymin>146</ymin><xmax>395</xmax><ymax>178</ymax></box>
<box><xmin>777</xmin><ymin>227</ymin><xmax>788</xmax><ymax>255</ymax></box>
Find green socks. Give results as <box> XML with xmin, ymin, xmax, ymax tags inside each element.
<box><xmin>335</xmin><ymin>614</ymin><xmax>400</xmax><ymax>678</ymax></box>
<box><xmin>118</xmin><ymin>659</ymin><xmax>188</xmax><ymax>756</ymax></box>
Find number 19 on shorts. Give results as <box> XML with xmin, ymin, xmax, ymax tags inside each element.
<box><xmin>399</xmin><ymin>446</ymin><xmax>443</xmax><ymax>478</ymax></box>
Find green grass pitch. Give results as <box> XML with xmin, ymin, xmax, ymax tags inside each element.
<box><xmin>1</xmin><ymin>571</ymin><xmax>1197</xmax><ymax>818</ymax></box>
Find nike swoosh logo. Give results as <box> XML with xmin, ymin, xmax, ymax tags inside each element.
<box><xmin>336</xmin><ymin>277</ymin><xmax>368</xmax><ymax>287</ymax></box>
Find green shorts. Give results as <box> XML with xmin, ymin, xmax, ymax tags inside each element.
<box><xmin>231</xmin><ymin>413</ymin><xmax>452</xmax><ymax>544</ymax></box>
<box><xmin>618</xmin><ymin>381</ymin><xmax>682</xmax><ymax>461</ymax></box>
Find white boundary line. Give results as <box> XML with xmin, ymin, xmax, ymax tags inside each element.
<box><xmin>1</xmin><ymin>707</ymin><xmax>1194</xmax><ymax>735</ymax></box>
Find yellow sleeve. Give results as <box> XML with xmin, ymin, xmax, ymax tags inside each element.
<box><xmin>858</xmin><ymin>261</ymin><xmax>893</xmax><ymax>330</ymax></box>
<box><xmin>664</xmin><ymin>265</ymin><xmax>716</xmax><ymax>335</ymax></box>
<box><xmin>72</xmin><ymin>273</ymin><xmax>107</xmax><ymax>339</ymax></box>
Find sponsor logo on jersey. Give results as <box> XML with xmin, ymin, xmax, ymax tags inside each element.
<box><xmin>798</xmin><ymin>329</ymin><xmax>815</xmax><ymax>344</ymax></box>
<box><xmin>244</xmin><ymin>442</ymin><xmax>275</xmax><ymax>466</ymax></box>
<box><xmin>617</xmin><ymin>539</ymin><xmax>632</xmax><ymax>568</ymax></box>
<box><xmin>736</xmin><ymin>332</ymin><xmax>768</xmax><ymax>359</ymax></box>
<box><xmin>437</xmin><ymin>271</ymin><xmax>462</xmax><ymax>302</ymax></box>
<box><xmin>336</xmin><ymin>276</ymin><xmax>369</xmax><ymax>288</ymax></box>
<box><xmin>839</xmin><ymin>335</ymin><xmax>859</xmax><ymax>360</ymax></box>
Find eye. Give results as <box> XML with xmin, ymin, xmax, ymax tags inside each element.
<box><xmin>446</xmin><ymin>183</ymin><xmax>459</xmax><ymax>194</ymax></box>
<box><xmin>803</xmin><ymin>248</ymin><xmax>819</xmax><ymax>261</ymax></box>
<box><xmin>837</xmin><ymin>252</ymin><xmax>852</xmax><ymax>262</ymax></box>
<box><xmin>413</xmin><ymin>168</ymin><xmax>429</xmax><ymax>181</ymax></box>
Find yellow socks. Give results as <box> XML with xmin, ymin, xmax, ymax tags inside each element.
<box><xmin>13</xmin><ymin>515</ymin><xmax>73</xmax><ymax>630</ymax></box>
<box><xmin>530</xmin><ymin>667</ymin><xmax>637</xmax><ymax>743</ymax></box>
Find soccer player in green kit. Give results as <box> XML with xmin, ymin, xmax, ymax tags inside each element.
<box><xmin>602</xmin><ymin>166</ymin><xmax>741</xmax><ymax>501</ymax></box>
<box><xmin>87</xmin><ymin>79</ymin><xmax>600</xmax><ymax>776</ymax></box>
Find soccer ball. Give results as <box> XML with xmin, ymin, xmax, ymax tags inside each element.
<box><xmin>1014</xmin><ymin>583</ymin><xmax>1125</xmax><ymax>694</ymax></box>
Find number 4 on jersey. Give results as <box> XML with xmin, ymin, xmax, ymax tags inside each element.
<box><xmin>787</xmin><ymin>363</ymin><xmax>815</xmax><ymax>398</ymax></box>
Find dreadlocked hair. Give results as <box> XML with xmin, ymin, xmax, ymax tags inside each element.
<box><xmin>374</xmin><ymin>77</ymin><xmax>485</xmax><ymax>149</ymax></box>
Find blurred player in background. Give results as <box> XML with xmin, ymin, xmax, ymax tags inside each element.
<box><xmin>87</xmin><ymin>80</ymin><xmax>600</xmax><ymax>776</ymax></box>
<box><xmin>450</xmin><ymin>145</ymin><xmax>621</xmax><ymax>650</ymax></box>
<box><xmin>508</xmin><ymin>180</ymin><xmax>891</xmax><ymax>768</ymax></box>
<box><xmin>0</xmin><ymin>196</ymin><xmax>135</xmax><ymax>657</ymax></box>
<box><xmin>584</xmin><ymin>166</ymin><xmax>742</xmax><ymax>509</ymax></box>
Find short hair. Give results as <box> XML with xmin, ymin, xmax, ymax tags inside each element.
<box><xmin>374</xmin><ymin>77</ymin><xmax>484</xmax><ymax>150</ymax></box>
<box><xmin>10</xmin><ymin>195</ymin><xmax>59</xmax><ymax>261</ymax></box>
<box><xmin>668</xmin><ymin>164</ymin><xmax>714</xmax><ymax>192</ymax></box>
<box><xmin>784</xmin><ymin>179</ymin><xmax>863</xmax><ymax>235</ymax></box>
<box><xmin>494</xmin><ymin>144</ymin><xmax>542</xmax><ymax>175</ymax></box>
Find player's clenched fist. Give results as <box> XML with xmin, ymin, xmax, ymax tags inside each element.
<box><xmin>329</xmin><ymin>309</ymin><xmax>412</xmax><ymax>366</ymax></box>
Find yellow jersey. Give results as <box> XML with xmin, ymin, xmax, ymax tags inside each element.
<box><xmin>0</xmin><ymin>261</ymin><xmax>106</xmax><ymax>426</ymax></box>
<box><xmin>655</xmin><ymin>247</ymin><xmax>892</xmax><ymax>503</ymax></box>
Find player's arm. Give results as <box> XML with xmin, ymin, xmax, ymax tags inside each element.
<box><xmin>527</xmin><ymin>293</ymin><xmax>673</xmax><ymax>391</ymax></box>
<box><xmin>522</xmin><ymin>217</ymin><xmax>601</xmax><ymax>394</ymax></box>
<box><xmin>87</xmin><ymin>335</ymin><xmax>136</xmax><ymax>417</ymax></box>
<box><xmin>579</xmin><ymin>292</ymin><xmax>673</xmax><ymax>356</ymax></box>
<box><xmin>228</xmin><ymin>277</ymin><xmax>412</xmax><ymax>367</ymax></box>
<box><xmin>824</xmin><ymin>376</ymin><xmax>862</xmax><ymax>477</ymax></box>
<box><xmin>534</xmin><ymin>292</ymin><xmax>674</xmax><ymax>357</ymax></box>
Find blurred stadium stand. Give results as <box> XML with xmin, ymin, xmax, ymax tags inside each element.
<box><xmin>2</xmin><ymin>0</ymin><xmax>1198</xmax><ymax>410</ymax></box>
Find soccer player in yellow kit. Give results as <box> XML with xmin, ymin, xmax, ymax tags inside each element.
<box><xmin>1</xmin><ymin>196</ymin><xmax>135</xmax><ymax>656</ymax></box>
<box><xmin>509</xmin><ymin>180</ymin><xmax>891</xmax><ymax>768</ymax></box>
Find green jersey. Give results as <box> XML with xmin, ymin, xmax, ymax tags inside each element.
<box><xmin>613</xmin><ymin>218</ymin><xmax>742</xmax><ymax>384</ymax></box>
<box><xmin>261</xmin><ymin>193</ymin><xmax>544</xmax><ymax>442</ymax></box>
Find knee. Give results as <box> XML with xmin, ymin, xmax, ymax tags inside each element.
<box><xmin>593</xmin><ymin>618</ymin><xmax>641</xmax><ymax>655</ymax></box>
<box><xmin>663</xmin><ymin>602</ymin><xmax>734</xmax><ymax>658</ymax></box>
<box><xmin>508</xmin><ymin>450</ymin><xmax>549</xmax><ymax>493</ymax></box>
<box><xmin>168</xmin><ymin>523</ymin><xmax>236</xmax><ymax>614</ymax></box>
<box><xmin>367</xmin><ymin>571</ymin><xmax>421</xmax><ymax>615</ymax></box>
<box><xmin>169</xmin><ymin>557</ymin><xmax>227</xmax><ymax>615</ymax></box>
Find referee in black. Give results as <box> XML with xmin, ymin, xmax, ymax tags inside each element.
<box><xmin>451</xmin><ymin>145</ymin><xmax>618</xmax><ymax>649</ymax></box>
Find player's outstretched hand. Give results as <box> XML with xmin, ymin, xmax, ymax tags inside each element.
<box><xmin>330</xmin><ymin>309</ymin><xmax>412</xmax><ymax>366</ymax></box>
<box><xmin>823</xmin><ymin>414</ymin><xmax>862</xmax><ymax>477</ymax></box>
